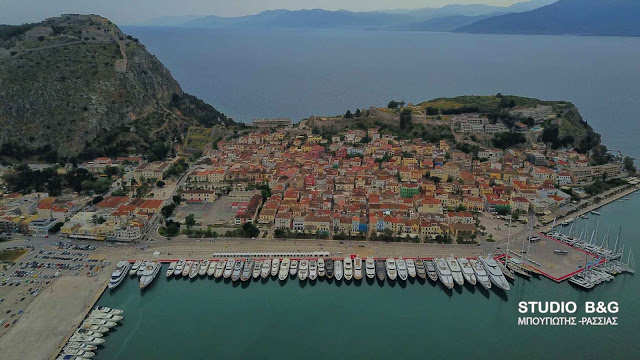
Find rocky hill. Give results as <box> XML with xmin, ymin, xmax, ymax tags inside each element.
<box><xmin>0</xmin><ymin>14</ymin><xmax>234</xmax><ymax>162</ymax></box>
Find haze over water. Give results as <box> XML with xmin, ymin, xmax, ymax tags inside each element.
<box><xmin>125</xmin><ymin>27</ymin><xmax>640</xmax><ymax>160</ymax></box>
<box><xmin>95</xmin><ymin>28</ymin><xmax>640</xmax><ymax>359</ymax></box>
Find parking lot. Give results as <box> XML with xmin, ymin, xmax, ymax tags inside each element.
<box><xmin>174</xmin><ymin>196</ymin><xmax>236</xmax><ymax>227</ymax></box>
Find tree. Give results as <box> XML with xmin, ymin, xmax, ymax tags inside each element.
<box><xmin>387</xmin><ymin>100</ymin><xmax>399</xmax><ymax>109</ymax></box>
<box><xmin>623</xmin><ymin>156</ymin><xmax>637</xmax><ymax>174</ymax></box>
<box><xmin>156</xmin><ymin>180</ymin><xmax>165</xmax><ymax>188</ymax></box>
<box><xmin>354</xmin><ymin>108</ymin><xmax>362</xmax><ymax>117</ymax></box>
<box><xmin>172</xmin><ymin>195</ymin><xmax>181</xmax><ymax>204</ymax></box>
<box><xmin>185</xmin><ymin>214</ymin><xmax>196</xmax><ymax>229</ymax></box>
<box><xmin>425</xmin><ymin>107</ymin><xmax>438</xmax><ymax>115</ymax></box>
<box><xmin>242</xmin><ymin>222</ymin><xmax>260</xmax><ymax>238</ymax></box>
<box><xmin>344</xmin><ymin>110</ymin><xmax>353</xmax><ymax>119</ymax></box>
<box><xmin>161</xmin><ymin>203</ymin><xmax>177</xmax><ymax>218</ymax></box>
<box><xmin>92</xmin><ymin>196</ymin><xmax>104</xmax><ymax>205</ymax></box>
<box><xmin>400</xmin><ymin>109</ymin><xmax>412</xmax><ymax>130</ymax></box>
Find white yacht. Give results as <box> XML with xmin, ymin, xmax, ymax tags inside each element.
<box><xmin>65</xmin><ymin>342</ymin><xmax>97</xmax><ymax>351</ymax></box>
<box><xmin>334</xmin><ymin>259</ymin><xmax>343</xmax><ymax>281</ymax></box>
<box><xmin>173</xmin><ymin>260</ymin><xmax>185</xmax><ymax>277</ymax></box>
<box><xmin>470</xmin><ymin>259</ymin><xmax>491</xmax><ymax>290</ymax></box>
<box><xmin>231</xmin><ymin>260</ymin><xmax>244</xmax><ymax>281</ymax></box>
<box><xmin>365</xmin><ymin>257</ymin><xmax>375</xmax><ymax>279</ymax></box>
<box><xmin>415</xmin><ymin>259</ymin><xmax>427</xmax><ymax>279</ymax></box>
<box><xmin>94</xmin><ymin>306</ymin><xmax>123</xmax><ymax>315</ymax></box>
<box><xmin>188</xmin><ymin>261</ymin><xmax>199</xmax><ymax>278</ymax></box>
<box><xmin>139</xmin><ymin>261</ymin><xmax>161</xmax><ymax>289</ymax></box>
<box><xmin>136</xmin><ymin>261</ymin><xmax>147</xmax><ymax>276</ymax></box>
<box><xmin>75</xmin><ymin>329</ymin><xmax>103</xmax><ymax>337</ymax></box>
<box><xmin>396</xmin><ymin>258</ymin><xmax>408</xmax><ymax>281</ymax></box>
<box><xmin>80</xmin><ymin>324</ymin><xmax>109</xmax><ymax>333</ymax></box>
<box><xmin>69</xmin><ymin>335</ymin><xmax>104</xmax><ymax>345</ymax></box>
<box><xmin>198</xmin><ymin>260</ymin><xmax>210</xmax><ymax>276</ymax></box>
<box><xmin>343</xmin><ymin>257</ymin><xmax>353</xmax><ymax>281</ymax></box>
<box><xmin>261</xmin><ymin>259</ymin><xmax>271</xmax><ymax>279</ymax></box>
<box><xmin>317</xmin><ymin>258</ymin><xmax>325</xmax><ymax>277</ymax></box>
<box><xmin>446</xmin><ymin>256</ymin><xmax>464</xmax><ymax>286</ymax></box>
<box><xmin>83</xmin><ymin>318</ymin><xmax>117</xmax><ymax>328</ymax></box>
<box><xmin>166</xmin><ymin>261</ymin><xmax>176</xmax><ymax>278</ymax></box>
<box><xmin>289</xmin><ymin>260</ymin><xmax>299</xmax><ymax>277</ymax></box>
<box><xmin>129</xmin><ymin>260</ymin><xmax>142</xmax><ymax>275</ymax></box>
<box><xmin>456</xmin><ymin>258</ymin><xmax>477</xmax><ymax>286</ymax></box>
<box><xmin>479</xmin><ymin>255</ymin><xmax>510</xmax><ymax>291</ymax></box>
<box><xmin>385</xmin><ymin>258</ymin><xmax>397</xmax><ymax>281</ymax></box>
<box><xmin>253</xmin><ymin>260</ymin><xmax>263</xmax><ymax>279</ymax></box>
<box><xmin>88</xmin><ymin>311</ymin><xmax>122</xmax><ymax>322</ymax></box>
<box><xmin>207</xmin><ymin>261</ymin><xmax>217</xmax><ymax>276</ymax></box>
<box><xmin>271</xmin><ymin>258</ymin><xmax>280</xmax><ymax>277</ymax></box>
<box><xmin>298</xmin><ymin>259</ymin><xmax>309</xmax><ymax>281</ymax></box>
<box><xmin>214</xmin><ymin>259</ymin><xmax>226</xmax><ymax>278</ymax></box>
<box><xmin>61</xmin><ymin>348</ymin><xmax>95</xmax><ymax>358</ymax></box>
<box><xmin>279</xmin><ymin>258</ymin><xmax>291</xmax><ymax>281</ymax></box>
<box><xmin>434</xmin><ymin>258</ymin><xmax>454</xmax><ymax>289</ymax></box>
<box><xmin>241</xmin><ymin>259</ymin><xmax>254</xmax><ymax>281</ymax></box>
<box><xmin>223</xmin><ymin>258</ymin><xmax>235</xmax><ymax>279</ymax></box>
<box><xmin>406</xmin><ymin>259</ymin><xmax>416</xmax><ymax>278</ymax></box>
<box><xmin>182</xmin><ymin>261</ymin><xmax>193</xmax><ymax>277</ymax></box>
<box><xmin>309</xmin><ymin>259</ymin><xmax>317</xmax><ymax>280</ymax></box>
<box><xmin>425</xmin><ymin>259</ymin><xmax>438</xmax><ymax>282</ymax></box>
<box><xmin>108</xmin><ymin>261</ymin><xmax>130</xmax><ymax>289</ymax></box>
<box><xmin>353</xmin><ymin>257</ymin><xmax>362</xmax><ymax>280</ymax></box>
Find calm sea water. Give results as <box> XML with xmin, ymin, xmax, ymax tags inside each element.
<box><xmin>124</xmin><ymin>27</ymin><xmax>640</xmax><ymax>160</ymax></box>
<box><xmin>94</xmin><ymin>28</ymin><xmax>640</xmax><ymax>359</ymax></box>
<box><xmin>94</xmin><ymin>193</ymin><xmax>640</xmax><ymax>360</ymax></box>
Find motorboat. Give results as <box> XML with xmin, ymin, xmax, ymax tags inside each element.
<box><xmin>207</xmin><ymin>261</ymin><xmax>217</xmax><ymax>276</ymax></box>
<box><xmin>365</xmin><ymin>257</ymin><xmax>375</xmax><ymax>279</ymax></box>
<box><xmin>325</xmin><ymin>259</ymin><xmax>334</xmax><ymax>278</ymax></box>
<box><xmin>83</xmin><ymin>318</ymin><xmax>116</xmax><ymax>328</ymax></box>
<box><xmin>69</xmin><ymin>335</ymin><xmax>104</xmax><ymax>345</ymax></box>
<box><xmin>298</xmin><ymin>259</ymin><xmax>309</xmax><ymax>281</ymax></box>
<box><xmin>309</xmin><ymin>259</ymin><xmax>317</xmax><ymax>281</ymax></box>
<box><xmin>470</xmin><ymin>259</ymin><xmax>491</xmax><ymax>290</ymax></box>
<box><xmin>129</xmin><ymin>260</ymin><xmax>142</xmax><ymax>275</ymax></box>
<box><xmin>61</xmin><ymin>348</ymin><xmax>95</xmax><ymax>358</ymax></box>
<box><xmin>223</xmin><ymin>258</ymin><xmax>235</xmax><ymax>279</ymax></box>
<box><xmin>65</xmin><ymin>342</ymin><xmax>97</xmax><ymax>351</ymax></box>
<box><xmin>199</xmin><ymin>260</ymin><xmax>210</xmax><ymax>276</ymax></box>
<box><xmin>253</xmin><ymin>260</ymin><xmax>263</xmax><ymax>279</ymax></box>
<box><xmin>108</xmin><ymin>261</ymin><xmax>130</xmax><ymax>289</ymax></box>
<box><xmin>290</xmin><ymin>259</ymin><xmax>299</xmax><ymax>277</ymax></box>
<box><xmin>94</xmin><ymin>306</ymin><xmax>123</xmax><ymax>315</ymax></box>
<box><xmin>456</xmin><ymin>258</ymin><xmax>477</xmax><ymax>286</ymax></box>
<box><xmin>139</xmin><ymin>261</ymin><xmax>161</xmax><ymax>289</ymax></box>
<box><xmin>479</xmin><ymin>255</ymin><xmax>510</xmax><ymax>291</ymax></box>
<box><xmin>74</xmin><ymin>329</ymin><xmax>103</xmax><ymax>338</ymax></box>
<box><xmin>353</xmin><ymin>257</ymin><xmax>362</xmax><ymax>280</ymax></box>
<box><xmin>136</xmin><ymin>261</ymin><xmax>147</xmax><ymax>276</ymax></box>
<box><xmin>231</xmin><ymin>260</ymin><xmax>244</xmax><ymax>281</ymax></box>
<box><xmin>396</xmin><ymin>258</ymin><xmax>408</xmax><ymax>281</ymax></box>
<box><xmin>343</xmin><ymin>257</ymin><xmax>353</xmax><ymax>281</ymax></box>
<box><xmin>446</xmin><ymin>257</ymin><xmax>464</xmax><ymax>286</ymax></box>
<box><xmin>317</xmin><ymin>258</ymin><xmax>325</xmax><ymax>277</ymax></box>
<box><xmin>182</xmin><ymin>261</ymin><xmax>193</xmax><ymax>277</ymax></box>
<box><xmin>334</xmin><ymin>259</ymin><xmax>343</xmax><ymax>281</ymax></box>
<box><xmin>405</xmin><ymin>259</ymin><xmax>416</xmax><ymax>278</ymax></box>
<box><xmin>173</xmin><ymin>260</ymin><xmax>185</xmax><ymax>277</ymax></box>
<box><xmin>241</xmin><ymin>259</ymin><xmax>254</xmax><ymax>281</ymax></box>
<box><xmin>261</xmin><ymin>259</ymin><xmax>271</xmax><ymax>279</ymax></box>
<box><xmin>434</xmin><ymin>258</ymin><xmax>454</xmax><ymax>289</ymax></box>
<box><xmin>79</xmin><ymin>324</ymin><xmax>109</xmax><ymax>333</ymax></box>
<box><xmin>189</xmin><ymin>261</ymin><xmax>200</xmax><ymax>279</ymax></box>
<box><xmin>425</xmin><ymin>260</ymin><xmax>438</xmax><ymax>282</ymax></box>
<box><xmin>214</xmin><ymin>260</ymin><xmax>226</xmax><ymax>278</ymax></box>
<box><xmin>271</xmin><ymin>258</ymin><xmax>280</xmax><ymax>277</ymax></box>
<box><xmin>385</xmin><ymin>258</ymin><xmax>397</xmax><ymax>281</ymax></box>
<box><xmin>279</xmin><ymin>258</ymin><xmax>291</xmax><ymax>281</ymax></box>
<box><xmin>415</xmin><ymin>259</ymin><xmax>426</xmax><ymax>279</ymax></box>
<box><xmin>166</xmin><ymin>261</ymin><xmax>176</xmax><ymax>278</ymax></box>
<box><xmin>375</xmin><ymin>259</ymin><xmax>386</xmax><ymax>281</ymax></box>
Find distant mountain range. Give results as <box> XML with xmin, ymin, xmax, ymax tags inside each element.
<box><xmin>137</xmin><ymin>0</ymin><xmax>555</xmax><ymax>31</ymax></box>
<box><xmin>136</xmin><ymin>0</ymin><xmax>640</xmax><ymax>37</ymax></box>
<box><xmin>455</xmin><ymin>0</ymin><xmax>640</xmax><ymax>37</ymax></box>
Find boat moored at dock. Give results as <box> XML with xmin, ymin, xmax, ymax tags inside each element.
<box><xmin>353</xmin><ymin>257</ymin><xmax>362</xmax><ymax>280</ymax></box>
<box><xmin>289</xmin><ymin>259</ymin><xmax>298</xmax><ymax>277</ymax></box>
<box><xmin>139</xmin><ymin>261</ymin><xmax>161</xmax><ymax>289</ymax></box>
<box><xmin>198</xmin><ymin>260</ymin><xmax>210</xmax><ymax>277</ymax></box>
<box><xmin>375</xmin><ymin>259</ymin><xmax>386</xmax><ymax>281</ymax></box>
<box><xmin>271</xmin><ymin>258</ymin><xmax>280</xmax><ymax>277</ymax></box>
<box><xmin>434</xmin><ymin>258</ymin><xmax>454</xmax><ymax>289</ymax></box>
<box><xmin>253</xmin><ymin>260</ymin><xmax>263</xmax><ymax>279</ymax></box>
<box><xmin>309</xmin><ymin>259</ymin><xmax>317</xmax><ymax>281</ymax></box>
<box><xmin>173</xmin><ymin>260</ymin><xmax>185</xmax><ymax>277</ymax></box>
<box><xmin>182</xmin><ymin>261</ymin><xmax>193</xmax><ymax>277</ymax></box>
<box><xmin>425</xmin><ymin>260</ymin><xmax>438</xmax><ymax>282</ymax></box>
<box><xmin>189</xmin><ymin>261</ymin><xmax>200</xmax><ymax>279</ymax></box>
<box><xmin>317</xmin><ymin>258</ymin><xmax>325</xmax><ymax>277</ymax></box>
<box><xmin>108</xmin><ymin>261</ymin><xmax>130</xmax><ymax>289</ymax></box>
<box><xmin>406</xmin><ymin>259</ymin><xmax>416</xmax><ymax>278</ymax></box>
<box><xmin>344</xmin><ymin>257</ymin><xmax>353</xmax><ymax>281</ymax></box>
<box><xmin>334</xmin><ymin>259</ymin><xmax>343</xmax><ymax>281</ymax></box>
<box><xmin>415</xmin><ymin>259</ymin><xmax>426</xmax><ymax>279</ymax></box>
<box><xmin>456</xmin><ymin>258</ymin><xmax>477</xmax><ymax>286</ymax></box>
<box><xmin>446</xmin><ymin>257</ymin><xmax>464</xmax><ymax>286</ymax></box>
<box><xmin>224</xmin><ymin>259</ymin><xmax>235</xmax><ymax>279</ymax></box>
<box><xmin>396</xmin><ymin>258</ymin><xmax>408</xmax><ymax>281</ymax></box>
<box><xmin>385</xmin><ymin>258</ymin><xmax>397</xmax><ymax>281</ymax></box>
<box><xmin>298</xmin><ymin>259</ymin><xmax>309</xmax><ymax>281</ymax></box>
<box><xmin>166</xmin><ymin>262</ymin><xmax>176</xmax><ymax>278</ymax></box>
<box><xmin>231</xmin><ymin>260</ymin><xmax>244</xmax><ymax>281</ymax></box>
<box><xmin>241</xmin><ymin>259</ymin><xmax>254</xmax><ymax>281</ymax></box>
<box><xmin>279</xmin><ymin>258</ymin><xmax>291</xmax><ymax>281</ymax></box>
<box><xmin>261</xmin><ymin>259</ymin><xmax>271</xmax><ymax>279</ymax></box>
<box><xmin>207</xmin><ymin>261</ymin><xmax>217</xmax><ymax>276</ymax></box>
<box><xmin>365</xmin><ymin>257</ymin><xmax>375</xmax><ymax>279</ymax></box>
<box><xmin>325</xmin><ymin>259</ymin><xmax>334</xmax><ymax>279</ymax></box>
<box><xmin>136</xmin><ymin>261</ymin><xmax>147</xmax><ymax>277</ymax></box>
<box><xmin>129</xmin><ymin>260</ymin><xmax>142</xmax><ymax>276</ymax></box>
<box><xmin>470</xmin><ymin>259</ymin><xmax>491</xmax><ymax>290</ymax></box>
<box><xmin>214</xmin><ymin>260</ymin><xmax>226</xmax><ymax>278</ymax></box>
<box><xmin>479</xmin><ymin>255</ymin><xmax>510</xmax><ymax>291</ymax></box>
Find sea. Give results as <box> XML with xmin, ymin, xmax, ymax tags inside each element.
<box><xmin>93</xmin><ymin>28</ymin><xmax>640</xmax><ymax>359</ymax></box>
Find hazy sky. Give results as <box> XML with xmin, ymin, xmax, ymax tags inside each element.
<box><xmin>0</xmin><ymin>0</ymin><xmax>526</xmax><ymax>25</ymax></box>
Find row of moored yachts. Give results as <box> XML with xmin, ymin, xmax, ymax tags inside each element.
<box><xmin>108</xmin><ymin>260</ymin><xmax>162</xmax><ymax>290</ymax></box>
<box><xmin>57</xmin><ymin>306</ymin><xmax>124</xmax><ymax>359</ymax></box>
<box><xmin>158</xmin><ymin>255</ymin><xmax>510</xmax><ymax>290</ymax></box>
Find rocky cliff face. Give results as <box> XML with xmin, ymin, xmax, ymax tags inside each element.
<box><xmin>0</xmin><ymin>14</ymin><xmax>229</xmax><ymax>160</ymax></box>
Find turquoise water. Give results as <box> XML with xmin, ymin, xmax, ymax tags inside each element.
<box><xmin>94</xmin><ymin>192</ymin><xmax>639</xmax><ymax>360</ymax></box>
